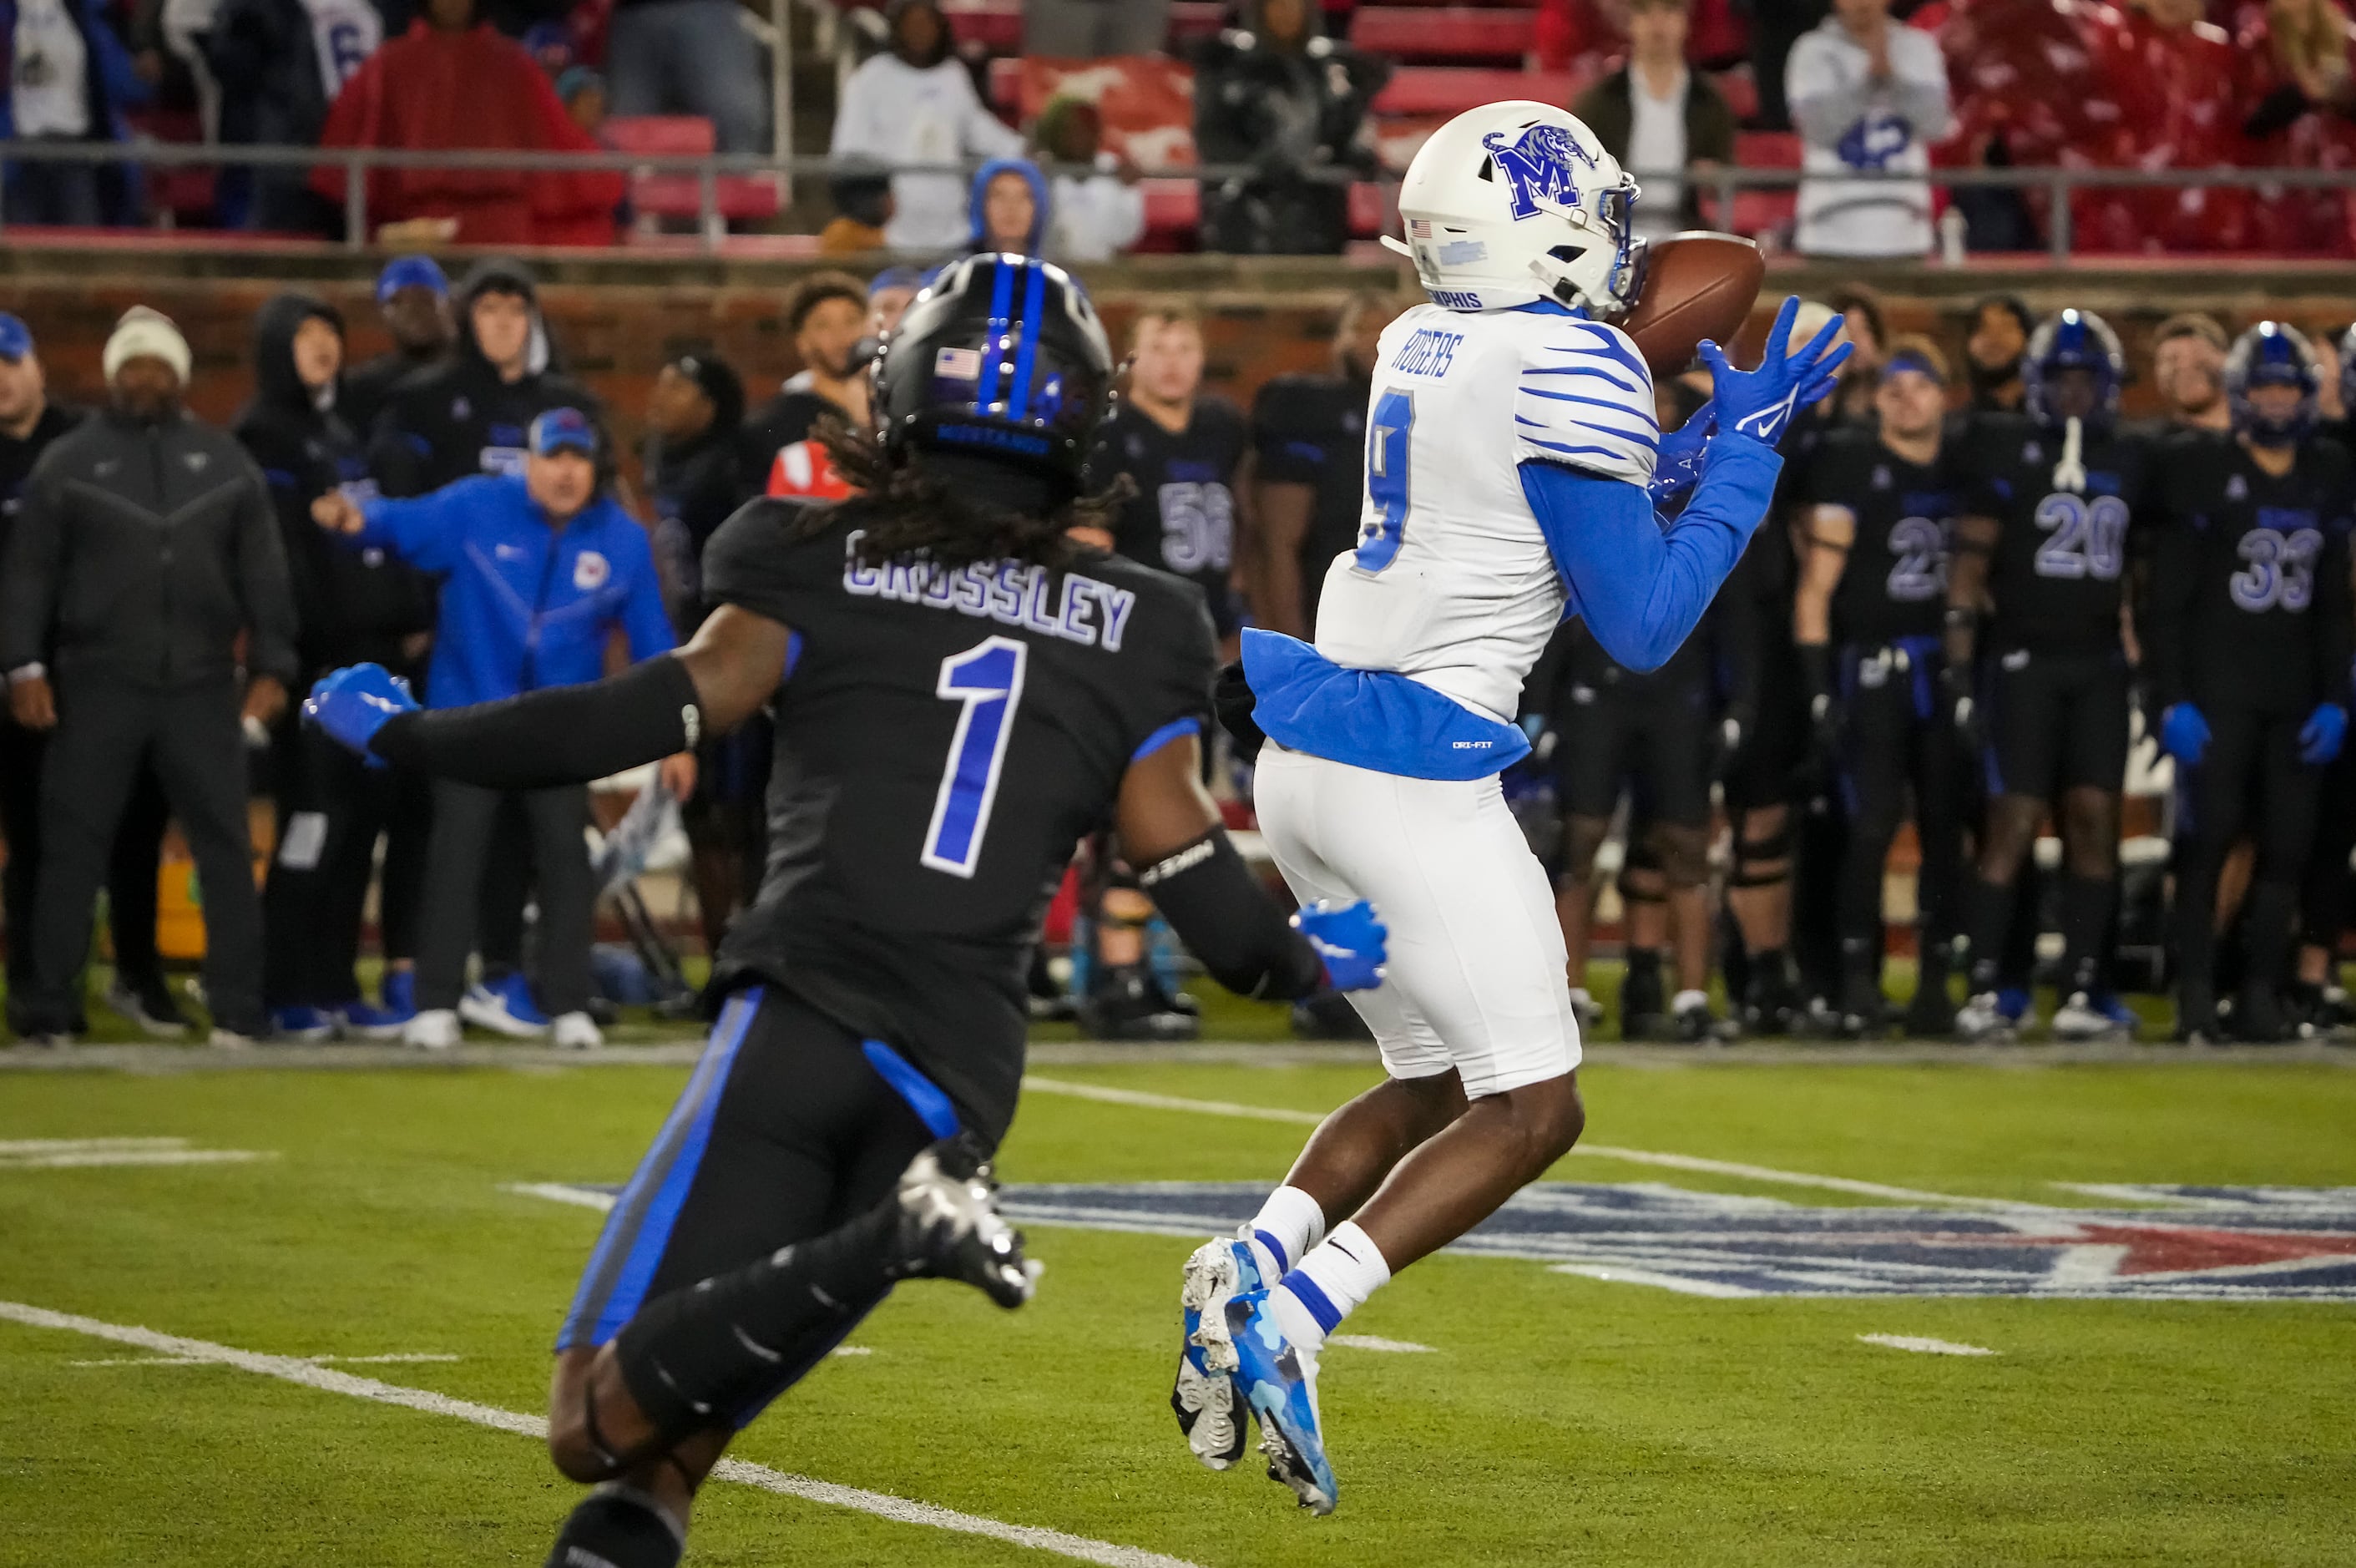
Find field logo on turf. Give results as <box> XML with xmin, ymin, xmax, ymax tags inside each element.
<box><xmin>986</xmin><ymin>1182</ymin><xmax>2356</xmax><ymax>1302</ymax></box>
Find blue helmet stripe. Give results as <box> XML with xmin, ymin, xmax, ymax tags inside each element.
<box><xmin>978</xmin><ymin>256</ymin><xmax>1018</xmax><ymax>412</ymax></box>
<box><xmin>1007</xmin><ymin>261</ymin><xmax>1049</xmax><ymax>419</ymax></box>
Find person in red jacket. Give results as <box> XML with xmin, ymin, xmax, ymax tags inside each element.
<box><xmin>2235</xmin><ymin>0</ymin><xmax>2356</xmax><ymax>254</ymax></box>
<box><xmin>310</xmin><ymin>0</ymin><xmax>624</xmax><ymax>246</ymax></box>
<box><xmin>2081</xmin><ymin>0</ymin><xmax>2253</xmax><ymax>252</ymax></box>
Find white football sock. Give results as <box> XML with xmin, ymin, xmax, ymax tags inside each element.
<box><xmin>1273</xmin><ymin>1221</ymin><xmax>1391</xmax><ymax>1353</ymax></box>
<box><xmin>1671</xmin><ymin>989</ymin><xmax>1709</xmax><ymax>1013</ymax></box>
<box><xmin>1249</xmin><ymin>1184</ymin><xmax>1327</xmax><ymax>1277</ymax></box>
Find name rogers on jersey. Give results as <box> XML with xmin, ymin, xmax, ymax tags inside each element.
<box><xmin>839</xmin><ymin>528</ymin><xmax>1139</xmax><ymax>650</ymax></box>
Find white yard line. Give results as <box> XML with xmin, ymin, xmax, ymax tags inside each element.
<box><xmin>68</xmin><ymin>1352</ymin><xmax>463</xmax><ymax>1368</ymax></box>
<box><xmin>0</xmin><ymin>1300</ymin><xmax>1200</xmax><ymax>1568</ymax></box>
<box><xmin>1019</xmin><ymin>1075</ymin><xmax>2048</xmax><ymax>1211</ymax></box>
<box><xmin>0</xmin><ymin>1137</ymin><xmax>191</xmax><ymax>1153</ymax></box>
<box><xmin>1857</xmin><ymin>1333</ymin><xmax>2000</xmax><ymax>1357</ymax></box>
<box><xmin>503</xmin><ymin>1181</ymin><xmax>619</xmax><ymax>1211</ymax></box>
<box><xmin>1327</xmin><ymin>1334</ymin><xmax>1433</xmax><ymax>1353</ymax></box>
<box><xmin>0</xmin><ymin>1149</ymin><xmax>272</xmax><ymax>1169</ymax></box>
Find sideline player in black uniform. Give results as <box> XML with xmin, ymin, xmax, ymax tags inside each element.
<box><xmin>303</xmin><ymin>256</ymin><xmax>1387</xmax><ymax>1568</ymax></box>
<box><xmin>2293</xmin><ymin>324</ymin><xmax>2356</xmax><ymax>1034</ymax></box>
<box><xmin>1945</xmin><ymin>310</ymin><xmax>2154</xmax><ymax>1041</ymax></box>
<box><xmin>2147</xmin><ymin>321</ymin><xmax>2354</xmax><ymax>1042</ymax></box>
<box><xmin>1792</xmin><ymin>337</ymin><xmax>1964</xmax><ymax>1037</ymax></box>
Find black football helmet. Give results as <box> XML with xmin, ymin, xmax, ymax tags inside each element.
<box><xmin>872</xmin><ymin>253</ymin><xmax>1114</xmax><ymax>494</ymax></box>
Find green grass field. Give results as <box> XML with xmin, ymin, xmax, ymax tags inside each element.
<box><xmin>5</xmin><ymin>1035</ymin><xmax>2355</xmax><ymax>1566</ymax></box>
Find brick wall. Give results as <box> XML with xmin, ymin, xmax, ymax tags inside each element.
<box><xmin>8</xmin><ymin>252</ymin><xmax>2353</xmax><ymax>493</ymax></box>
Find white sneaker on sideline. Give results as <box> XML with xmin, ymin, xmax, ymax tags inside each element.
<box><xmin>459</xmin><ymin>979</ymin><xmax>549</xmax><ymax>1039</ymax></box>
<box><xmin>404</xmin><ymin>1009</ymin><xmax>462</xmax><ymax>1051</ymax></box>
<box><xmin>551</xmin><ymin>1011</ymin><xmax>604</xmax><ymax>1050</ymax></box>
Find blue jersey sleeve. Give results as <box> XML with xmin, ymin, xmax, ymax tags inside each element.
<box><xmin>353</xmin><ymin>480</ymin><xmax>472</xmax><ymax>575</ymax></box>
<box><xmin>1520</xmin><ymin>430</ymin><xmax>1782</xmax><ymax>672</ymax></box>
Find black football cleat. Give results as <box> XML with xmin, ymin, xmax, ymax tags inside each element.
<box><xmin>886</xmin><ymin>1134</ymin><xmax>1037</xmax><ymax>1308</ymax></box>
<box><xmin>1078</xmin><ymin>964</ymin><xmax>1200</xmax><ymax>1042</ymax></box>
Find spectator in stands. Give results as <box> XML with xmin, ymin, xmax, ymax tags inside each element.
<box><xmin>820</xmin><ymin>168</ymin><xmax>893</xmax><ymax>254</ymax></box>
<box><xmin>310</xmin><ymin>0</ymin><xmax>623</xmax><ymax>246</ymax></box>
<box><xmin>1573</xmin><ymin>0</ymin><xmax>1737</xmax><ymax>241</ymax></box>
<box><xmin>2081</xmin><ymin>0</ymin><xmax>2247</xmax><ymax>253</ymax></box>
<box><xmin>313</xmin><ymin>409</ymin><xmax>689</xmax><ymax>1050</ymax></box>
<box><xmin>604</xmin><ymin>0</ymin><xmax>766</xmax><ymax>155</ymax></box>
<box><xmin>1023</xmin><ymin>0</ymin><xmax>1169</xmax><ymax>56</ymax></box>
<box><xmin>2</xmin><ymin>0</ymin><xmax>153</xmax><ymax>225</ymax></box>
<box><xmin>2</xmin><ymin>307</ymin><xmax>296</xmax><ymax>1048</ymax></box>
<box><xmin>1035</xmin><ymin>96</ymin><xmax>1145</xmax><ymax>262</ymax></box>
<box><xmin>867</xmin><ymin>264</ymin><xmax>924</xmax><ymax>336</ymax></box>
<box><xmin>237</xmin><ymin>293</ymin><xmax>433</xmax><ymax>1041</ymax></box>
<box><xmin>1194</xmin><ymin>0</ymin><xmax>1388</xmax><ymax>255</ymax></box>
<box><xmin>207</xmin><ymin>0</ymin><xmax>382</xmax><ymax>235</ymax></box>
<box><xmin>743</xmin><ymin>271</ymin><xmax>874</xmax><ymax>473</ymax></box>
<box><xmin>962</xmin><ymin>154</ymin><xmax>1051</xmax><ymax>263</ymax></box>
<box><xmin>830</xmin><ymin>0</ymin><xmax>1024</xmax><ymax>253</ymax></box>
<box><xmin>2151</xmin><ymin>312</ymin><xmax>2233</xmax><ymax>431</ymax></box>
<box><xmin>556</xmin><ymin>65</ymin><xmax>604</xmax><ymax>136</ymax></box>
<box><xmin>1963</xmin><ymin>293</ymin><xmax>2032</xmax><ymax>413</ymax></box>
<box><xmin>343</xmin><ymin>255</ymin><xmax>454</xmax><ymax>438</ymax></box>
<box><xmin>2238</xmin><ymin>0</ymin><xmax>2356</xmax><ymax>253</ymax></box>
<box><xmin>1787</xmin><ymin>0</ymin><xmax>1951</xmax><ymax>258</ymax></box>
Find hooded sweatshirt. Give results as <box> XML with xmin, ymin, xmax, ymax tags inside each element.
<box><xmin>829</xmin><ymin>0</ymin><xmax>1024</xmax><ymax>252</ymax></box>
<box><xmin>963</xmin><ymin>155</ymin><xmax>1050</xmax><ymax>255</ymax></box>
<box><xmin>233</xmin><ymin>292</ymin><xmax>434</xmax><ymax>678</ymax></box>
<box><xmin>365</xmin><ymin>258</ymin><xmax>600</xmax><ymax>498</ymax></box>
<box><xmin>306</xmin><ymin>16</ymin><xmax>623</xmax><ymax>246</ymax></box>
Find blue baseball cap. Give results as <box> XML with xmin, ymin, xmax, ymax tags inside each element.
<box><xmin>528</xmin><ymin>407</ymin><xmax>599</xmax><ymax>458</ymax></box>
<box><xmin>0</xmin><ymin>313</ymin><xmax>33</xmax><ymax>363</ymax></box>
<box><xmin>376</xmin><ymin>255</ymin><xmax>449</xmax><ymax>304</ymax></box>
<box><xmin>868</xmin><ymin>265</ymin><xmax>926</xmax><ymax>298</ymax></box>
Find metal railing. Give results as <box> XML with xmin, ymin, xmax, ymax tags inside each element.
<box><xmin>3</xmin><ymin>138</ymin><xmax>2353</xmax><ymax>264</ymax></box>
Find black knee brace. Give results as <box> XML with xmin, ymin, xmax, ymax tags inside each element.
<box><xmin>1732</xmin><ymin>824</ymin><xmax>1792</xmax><ymax>888</ymax></box>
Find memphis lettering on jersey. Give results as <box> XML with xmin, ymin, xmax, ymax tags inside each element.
<box><xmin>839</xmin><ymin>529</ymin><xmax>1137</xmax><ymax>650</ymax></box>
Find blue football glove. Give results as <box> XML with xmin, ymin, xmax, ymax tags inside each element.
<box><xmin>2299</xmin><ymin>701</ymin><xmax>2347</xmax><ymax>766</ymax></box>
<box><xmin>1291</xmin><ymin>898</ymin><xmax>1388</xmax><ymax>993</ymax></box>
<box><xmin>2159</xmin><ymin>701</ymin><xmax>2211</xmax><ymax>767</ymax></box>
<box><xmin>302</xmin><ymin>662</ymin><xmax>418</xmax><ymax>767</ymax></box>
<box><xmin>1696</xmin><ymin>295</ymin><xmax>1853</xmax><ymax>447</ymax></box>
<box><xmin>1648</xmin><ymin>397</ymin><xmax>1715</xmax><ymax>504</ymax></box>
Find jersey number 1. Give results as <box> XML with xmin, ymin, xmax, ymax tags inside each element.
<box><xmin>923</xmin><ymin>636</ymin><xmax>1029</xmax><ymax>878</ymax></box>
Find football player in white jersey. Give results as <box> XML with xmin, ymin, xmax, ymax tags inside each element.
<box><xmin>1169</xmin><ymin>102</ymin><xmax>1849</xmax><ymax>1513</ymax></box>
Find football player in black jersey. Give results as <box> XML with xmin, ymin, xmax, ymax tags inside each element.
<box><xmin>304</xmin><ymin>256</ymin><xmax>1388</xmax><ymax>1568</ymax></box>
<box><xmin>1944</xmin><ymin>310</ymin><xmax>2155</xmax><ymax>1042</ymax></box>
<box><xmin>1792</xmin><ymin>336</ymin><xmax>1964</xmax><ymax>1038</ymax></box>
<box><xmin>1069</xmin><ymin>301</ymin><xmax>1251</xmax><ymax>1039</ymax></box>
<box><xmin>2293</xmin><ymin>322</ymin><xmax>2356</xmax><ymax>1036</ymax></box>
<box><xmin>2147</xmin><ymin>321</ymin><xmax>2354</xmax><ymax>1043</ymax></box>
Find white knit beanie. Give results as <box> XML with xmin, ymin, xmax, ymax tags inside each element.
<box><xmin>102</xmin><ymin>306</ymin><xmax>192</xmax><ymax>387</ymax></box>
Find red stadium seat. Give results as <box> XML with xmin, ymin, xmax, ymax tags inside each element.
<box><xmin>1373</xmin><ymin>67</ymin><xmax>1585</xmax><ymax>117</ymax></box>
<box><xmin>604</xmin><ymin>116</ymin><xmax>780</xmax><ymax>227</ymax></box>
<box><xmin>1350</xmin><ymin>6</ymin><xmax>1538</xmax><ymax>61</ymax></box>
<box><xmin>1138</xmin><ymin>177</ymin><xmax>1201</xmax><ymax>251</ymax></box>
<box><xmin>1719</xmin><ymin>129</ymin><xmax>1800</xmax><ymax>240</ymax></box>
<box><xmin>938</xmin><ymin>0</ymin><xmax>1021</xmax><ymax>52</ymax></box>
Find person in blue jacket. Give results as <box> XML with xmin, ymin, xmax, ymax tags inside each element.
<box><xmin>313</xmin><ymin>407</ymin><xmax>694</xmax><ymax>1050</ymax></box>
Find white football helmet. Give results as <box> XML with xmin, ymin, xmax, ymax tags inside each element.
<box><xmin>1382</xmin><ymin>101</ymin><xmax>1643</xmax><ymax>317</ymax></box>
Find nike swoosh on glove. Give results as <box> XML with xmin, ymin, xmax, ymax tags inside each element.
<box><xmin>2160</xmin><ymin>701</ymin><xmax>2211</xmax><ymax>767</ymax></box>
<box><xmin>1696</xmin><ymin>295</ymin><xmax>1852</xmax><ymax>447</ymax></box>
<box><xmin>2299</xmin><ymin>701</ymin><xmax>2346</xmax><ymax>766</ymax></box>
<box><xmin>303</xmin><ymin>662</ymin><xmax>419</xmax><ymax>766</ymax></box>
<box><xmin>1292</xmin><ymin>899</ymin><xmax>1388</xmax><ymax>992</ymax></box>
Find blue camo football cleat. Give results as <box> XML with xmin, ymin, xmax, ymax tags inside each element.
<box><xmin>1173</xmin><ymin>1231</ymin><xmax>1264</xmax><ymax>1469</ymax></box>
<box><xmin>1226</xmin><ymin>1287</ymin><xmax>1337</xmax><ymax>1515</ymax></box>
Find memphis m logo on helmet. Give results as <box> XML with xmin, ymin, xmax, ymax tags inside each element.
<box><xmin>1383</xmin><ymin>102</ymin><xmax>1644</xmax><ymax>319</ymax></box>
<box><xmin>1479</xmin><ymin>122</ymin><xmax>1600</xmax><ymax>221</ymax></box>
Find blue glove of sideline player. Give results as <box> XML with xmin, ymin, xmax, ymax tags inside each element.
<box><xmin>2160</xmin><ymin>701</ymin><xmax>2211</xmax><ymax>767</ymax></box>
<box><xmin>303</xmin><ymin>662</ymin><xmax>418</xmax><ymax>766</ymax></box>
<box><xmin>1649</xmin><ymin>397</ymin><xmax>1715</xmax><ymax>504</ymax></box>
<box><xmin>1292</xmin><ymin>898</ymin><xmax>1388</xmax><ymax>992</ymax></box>
<box><xmin>2298</xmin><ymin>702</ymin><xmax>2347</xmax><ymax>766</ymax></box>
<box><xmin>1696</xmin><ymin>296</ymin><xmax>1852</xmax><ymax>446</ymax></box>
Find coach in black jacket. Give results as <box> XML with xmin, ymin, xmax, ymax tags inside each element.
<box><xmin>0</xmin><ymin>307</ymin><xmax>299</xmax><ymax>1046</ymax></box>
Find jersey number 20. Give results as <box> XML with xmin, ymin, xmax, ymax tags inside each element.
<box><xmin>2033</xmin><ymin>493</ymin><xmax>2127</xmax><ymax>580</ymax></box>
<box><xmin>923</xmin><ymin>636</ymin><xmax>1029</xmax><ymax>878</ymax></box>
<box><xmin>1355</xmin><ymin>389</ymin><xmax>1414</xmax><ymax>573</ymax></box>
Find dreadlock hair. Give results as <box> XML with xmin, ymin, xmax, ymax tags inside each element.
<box><xmin>801</xmin><ymin>413</ymin><xmax>1133</xmax><ymax>572</ymax></box>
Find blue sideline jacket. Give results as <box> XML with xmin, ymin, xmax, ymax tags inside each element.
<box><xmin>353</xmin><ymin>473</ymin><xmax>675</xmax><ymax>709</ymax></box>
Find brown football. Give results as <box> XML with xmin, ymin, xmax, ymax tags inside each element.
<box><xmin>1620</xmin><ymin>232</ymin><xmax>1766</xmax><ymax>377</ymax></box>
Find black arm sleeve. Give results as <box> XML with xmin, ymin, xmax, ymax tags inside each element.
<box><xmin>1136</xmin><ymin>830</ymin><xmax>1325</xmax><ymax>1001</ymax></box>
<box><xmin>371</xmin><ymin>654</ymin><xmax>703</xmax><ymax>788</ymax></box>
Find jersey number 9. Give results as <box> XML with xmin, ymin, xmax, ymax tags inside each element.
<box><xmin>1355</xmin><ymin>389</ymin><xmax>1415</xmax><ymax>574</ymax></box>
